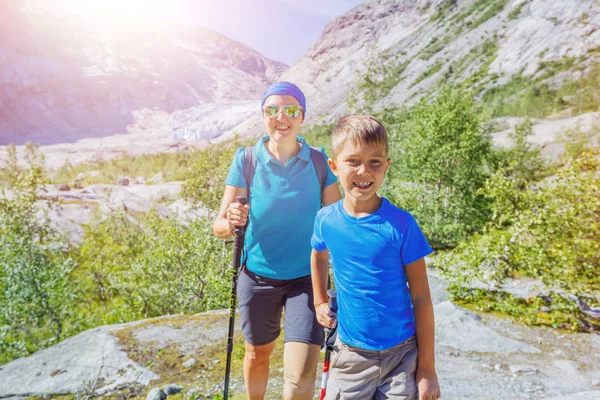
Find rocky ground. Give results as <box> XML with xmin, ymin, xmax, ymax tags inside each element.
<box><xmin>0</xmin><ymin>272</ymin><xmax>598</xmax><ymax>400</ymax></box>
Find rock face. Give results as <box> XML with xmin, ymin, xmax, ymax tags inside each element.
<box><xmin>1</xmin><ymin>300</ymin><xmax>599</xmax><ymax>399</ymax></box>
<box><xmin>227</xmin><ymin>0</ymin><xmax>600</xmax><ymax>139</ymax></box>
<box><xmin>0</xmin><ymin>0</ymin><xmax>286</xmax><ymax>146</ymax></box>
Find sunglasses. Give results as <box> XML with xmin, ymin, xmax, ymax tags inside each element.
<box><xmin>262</xmin><ymin>105</ymin><xmax>304</xmax><ymax>119</ymax></box>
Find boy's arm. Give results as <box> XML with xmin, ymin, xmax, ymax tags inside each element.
<box><xmin>311</xmin><ymin>248</ymin><xmax>335</xmax><ymax>329</ymax></box>
<box><xmin>406</xmin><ymin>257</ymin><xmax>441</xmax><ymax>400</ymax></box>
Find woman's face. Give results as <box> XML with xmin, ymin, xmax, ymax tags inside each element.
<box><xmin>262</xmin><ymin>94</ymin><xmax>304</xmax><ymax>143</ymax></box>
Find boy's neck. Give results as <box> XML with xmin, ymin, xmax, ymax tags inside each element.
<box><xmin>342</xmin><ymin>195</ymin><xmax>383</xmax><ymax>218</ymax></box>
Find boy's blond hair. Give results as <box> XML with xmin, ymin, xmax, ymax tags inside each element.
<box><xmin>332</xmin><ymin>115</ymin><xmax>389</xmax><ymax>157</ymax></box>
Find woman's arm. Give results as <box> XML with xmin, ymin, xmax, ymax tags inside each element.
<box><xmin>213</xmin><ymin>184</ymin><xmax>249</xmax><ymax>239</ymax></box>
<box><xmin>322</xmin><ymin>183</ymin><xmax>341</xmax><ymax>206</ymax></box>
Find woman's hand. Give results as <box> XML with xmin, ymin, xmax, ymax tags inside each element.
<box><xmin>214</xmin><ymin>185</ymin><xmax>249</xmax><ymax>238</ymax></box>
<box><xmin>226</xmin><ymin>201</ymin><xmax>250</xmax><ymax>231</ymax></box>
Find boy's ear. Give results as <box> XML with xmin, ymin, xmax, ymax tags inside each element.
<box><xmin>327</xmin><ymin>158</ymin><xmax>339</xmax><ymax>176</ymax></box>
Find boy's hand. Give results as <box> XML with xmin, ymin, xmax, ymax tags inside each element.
<box><xmin>315</xmin><ymin>302</ymin><xmax>336</xmax><ymax>329</ymax></box>
<box><xmin>417</xmin><ymin>369</ymin><xmax>441</xmax><ymax>400</ymax></box>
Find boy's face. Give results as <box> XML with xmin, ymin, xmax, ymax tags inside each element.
<box><xmin>329</xmin><ymin>139</ymin><xmax>391</xmax><ymax>203</ymax></box>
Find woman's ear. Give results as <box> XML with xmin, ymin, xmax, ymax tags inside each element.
<box><xmin>328</xmin><ymin>158</ymin><xmax>339</xmax><ymax>176</ymax></box>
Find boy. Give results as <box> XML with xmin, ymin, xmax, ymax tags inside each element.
<box><xmin>311</xmin><ymin>115</ymin><xmax>441</xmax><ymax>400</ymax></box>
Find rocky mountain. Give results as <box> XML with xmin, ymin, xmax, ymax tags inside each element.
<box><xmin>227</xmin><ymin>0</ymin><xmax>600</xmax><ymax>139</ymax></box>
<box><xmin>0</xmin><ymin>0</ymin><xmax>286</xmax><ymax>145</ymax></box>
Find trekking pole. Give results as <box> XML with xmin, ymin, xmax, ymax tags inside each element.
<box><xmin>320</xmin><ymin>289</ymin><xmax>337</xmax><ymax>400</ymax></box>
<box><xmin>223</xmin><ymin>196</ymin><xmax>247</xmax><ymax>400</ymax></box>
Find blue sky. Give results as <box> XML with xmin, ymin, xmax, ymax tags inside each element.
<box><xmin>184</xmin><ymin>0</ymin><xmax>366</xmax><ymax>65</ymax></box>
<box><xmin>42</xmin><ymin>0</ymin><xmax>366</xmax><ymax>65</ymax></box>
<box><xmin>172</xmin><ymin>0</ymin><xmax>366</xmax><ymax>65</ymax></box>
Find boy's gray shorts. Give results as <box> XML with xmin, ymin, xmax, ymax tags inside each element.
<box><xmin>237</xmin><ymin>267</ymin><xmax>324</xmax><ymax>346</ymax></box>
<box><xmin>325</xmin><ymin>335</ymin><xmax>418</xmax><ymax>400</ymax></box>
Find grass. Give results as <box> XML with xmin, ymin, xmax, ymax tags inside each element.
<box><xmin>46</xmin><ymin>136</ymin><xmax>254</xmax><ymax>187</ymax></box>
<box><xmin>483</xmin><ymin>61</ymin><xmax>600</xmax><ymax>118</ymax></box>
<box><xmin>469</xmin><ymin>0</ymin><xmax>511</xmax><ymax>30</ymax></box>
<box><xmin>94</xmin><ymin>312</ymin><xmax>325</xmax><ymax>399</ymax></box>
<box><xmin>507</xmin><ymin>1</ymin><xmax>528</xmax><ymax>20</ymax></box>
<box><xmin>429</xmin><ymin>0</ymin><xmax>456</xmax><ymax>22</ymax></box>
<box><xmin>411</xmin><ymin>60</ymin><xmax>444</xmax><ymax>88</ymax></box>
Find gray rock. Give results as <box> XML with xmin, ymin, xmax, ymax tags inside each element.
<box><xmin>117</xmin><ymin>176</ymin><xmax>130</xmax><ymax>186</ymax></box>
<box><xmin>544</xmin><ymin>392</ymin><xmax>600</xmax><ymax>400</ymax></box>
<box><xmin>434</xmin><ymin>301</ymin><xmax>540</xmax><ymax>354</ymax></box>
<box><xmin>509</xmin><ymin>364</ymin><xmax>538</xmax><ymax>375</ymax></box>
<box><xmin>0</xmin><ymin>323</ymin><xmax>159</xmax><ymax>397</ymax></box>
<box><xmin>150</xmin><ymin>173</ymin><xmax>164</xmax><ymax>185</ymax></box>
<box><xmin>182</xmin><ymin>358</ymin><xmax>198</xmax><ymax>368</ymax></box>
<box><xmin>186</xmin><ymin>387</ymin><xmax>199</xmax><ymax>396</ymax></box>
<box><xmin>163</xmin><ymin>384</ymin><xmax>183</xmax><ymax>395</ymax></box>
<box><xmin>147</xmin><ymin>388</ymin><xmax>167</xmax><ymax>400</ymax></box>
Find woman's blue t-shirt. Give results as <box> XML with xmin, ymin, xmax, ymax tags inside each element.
<box><xmin>225</xmin><ymin>135</ymin><xmax>337</xmax><ymax>280</ymax></box>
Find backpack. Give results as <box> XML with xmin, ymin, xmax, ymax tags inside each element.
<box><xmin>243</xmin><ymin>146</ymin><xmax>328</xmax><ymax>200</ymax></box>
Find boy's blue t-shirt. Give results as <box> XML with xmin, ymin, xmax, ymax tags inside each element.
<box><xmin>311</xmin><ymin>198</ymin><xmax>433</xmax><ymax>351</ymax></box>
<box><xmin>226</xmin><ymin>135</ymin><xmax>337</xmax><ymax>280</ymax></box>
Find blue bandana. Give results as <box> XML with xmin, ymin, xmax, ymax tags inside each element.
<box><xmin>261</xmin><ymin>81</ymin><xmax>306</xmax><ymax>117</ymax></box>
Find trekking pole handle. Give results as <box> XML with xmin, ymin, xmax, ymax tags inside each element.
<box><xmin>234</xmin><ymin>196</ymin><xmax>248</xmax><ymax>236</ymax></box>
<box><xmin>327</xmin><ymin>289</ymin><xmax>337</xmax><ymax>313</ymax></box>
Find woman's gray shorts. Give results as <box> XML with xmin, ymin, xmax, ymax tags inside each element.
<box><xmin>237</xmin><ymin>268</ymin><xmax>325</xmax><ymax>346</ymax></box>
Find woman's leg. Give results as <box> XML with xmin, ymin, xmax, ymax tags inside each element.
<box><xmin>282</xmin><ymin>274</ymin><xmax>325</xmax><ymax>399</ymax></box>
<box><xmin>283</xmin><ymin>341</ymin><xmax>321</xmax><ymax>399</ymax></box>
<box><xmin>244</xmin><ymin>339</ymin><xmax>276</xmax><ymax>400</ymax></box>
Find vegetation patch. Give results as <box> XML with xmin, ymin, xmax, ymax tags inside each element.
<box><xmin>429</xmin><ymin>0</ymin><xmax>457</xmax><ymax>22</ymax></box>
<box><xmin>469</xmin><ymin>0</ymin><xmax>511</xmax><ymax>30</ymax></box>
<box><xmin>111</xmin><ymin>314</ymin><xmax>288</xmax><ymax>399</ymax></box>
<box><xmin>483</xmin><ymin>61</ymin><xmax>600</xmax><ymax>118</ymax></box>
<box><xmin>411</xmin><ymin>60</ymin><xmax>444</xmax><ymax>88</ymax></box>
<box><xmin>507</xmin><ymin>1</ymin><xmax>528</xmax><ymax>20</ymax></box>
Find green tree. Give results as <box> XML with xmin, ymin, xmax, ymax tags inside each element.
<box><xmin>0</xmin><ymin>144</ymin><xmax>78</xmax><ymax>362</ymax></box>
<box><xmin>383</xmin><ymin>87</ymin><xmax>493</xmax><ymax>248</ymax></box>
<box><xmin>181</xmin><ymin>138</ymin><xmax>247</xmax><ymax>212</ymax></box>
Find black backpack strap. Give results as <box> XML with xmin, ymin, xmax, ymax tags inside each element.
<box><xmin>243</xmin><ymin>147</ymin><xmax>256</xmax><ymax>195</ymax></box>
<box><xmin>309</xmin><ymin>146</ymin><xmax>327</xmax><ymax>193</ymax></box>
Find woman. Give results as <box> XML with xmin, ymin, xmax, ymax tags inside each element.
<box><xmin>213</xmin><ymin>81</ymin><xmax>341</xmax><ymax>400</ymax></box>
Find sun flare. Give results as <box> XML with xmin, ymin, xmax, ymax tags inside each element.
<box><xmin>56</xmin><ymin>0</ymin><xmax>171</xmax><ymax>25</ymax></box>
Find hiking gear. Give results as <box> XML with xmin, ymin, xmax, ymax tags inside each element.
<box><xmin>320</xmin><ymin>289</ymin><xmax>338</xmax><ymax>400</ymax></box>
<box><xmin>243</xmin><ymin>145</ymin><xmax>328</xmax><ymax>198</ymax></box>
<box><xmin>261</xmin><ymin>81</ymin><xmax>306</xmax><ymax>116</ymax></box>
<box><xmin>223</xmin><ymin>196</ymin><xmax>248</xmax><ymax>400</ymax></box>
<box><xmin>263</xmin><ymin>104</ymin><xmax>304</xmax><ymax>119</ymax></box>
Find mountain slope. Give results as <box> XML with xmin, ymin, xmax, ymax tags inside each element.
<box><xmin>228</xmin><ymin>0</ymin><xmax>600</xmax><ymax>139</ymax></box>
<box><xmin>0</xmin><ymin>0</ymin><xmax>286</xmax><ymax>145</ymax></box>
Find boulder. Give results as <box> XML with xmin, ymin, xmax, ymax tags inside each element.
<box><xmin>117</xmin><ymin>176</ymin><xmax>130</xmax><ymax>186</ymax></box>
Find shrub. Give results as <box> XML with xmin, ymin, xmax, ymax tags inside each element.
<box><xmin>382</xmin><ymin>87</ymin><xmax>493</xmax><ymax>248</ymax></box>
<box><xmin>0</xmin><ymin>144</ymin><xmax>79</xmax><ymax>362</ymax></box>
<box><xmin>442</xmin><ymin>148</ymin><xmax>600</xmax><ymax>329</ymax></box>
